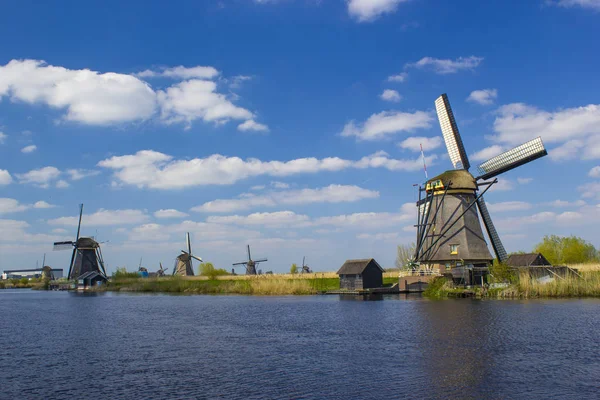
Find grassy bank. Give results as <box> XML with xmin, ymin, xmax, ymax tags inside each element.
<box><xmin>102</xmin><ymin>274</ymin><xmax>341</xmax><ymax>295</ymax></box>
<box><xmin>424</xmin><ymin>265</ymin><xmax>600</xmax><ymax>299</ymax></box>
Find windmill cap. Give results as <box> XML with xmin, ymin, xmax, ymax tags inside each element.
<box><xmin>427</xmin><ymin>169</ymin><xmax>477</xmax><ymax>191</ymax></box>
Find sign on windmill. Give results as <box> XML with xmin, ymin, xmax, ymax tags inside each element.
<box><xmin>232</xmin><ymin>245</ymin><xmax>267</xmax><ymax>275</ymax></box>
<box><xmin>52</xmin><ymin>204</ymin><xmax>108</xmax><ymax>281</ymax></box>
<box><xmin>173</xmin><ymin>232</ymin><xmax>202</xmax><ymax>276</ymax></box>
<box><xmin>413</xmin><ymin>94</ymin><xmax>547</xmax><ymax>284</ymax></box>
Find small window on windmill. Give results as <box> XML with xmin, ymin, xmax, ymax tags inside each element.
<box><xmin>445</xmin><ymin>263</ymin><xmax>451</xmax><ymax>270</ymax></box>
<box><xmin>450</xmin><ymin>244</ymin><xmax>459</xmax><ymax>255</ymax></box>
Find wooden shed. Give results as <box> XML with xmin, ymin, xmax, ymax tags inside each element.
<box><xmin>506</xmin><ymin>253</ymin><xmax>551</xmax><ymax>268</ymax></box>
<box><xmin>337</xmin><ymin>259</ymin><xmax>384</xmax><ymax>290</ymax></box>
<box><xmin>77</xmin><ymin>270</ymin><xmax>108</xmax><ymax>290</ymax></box>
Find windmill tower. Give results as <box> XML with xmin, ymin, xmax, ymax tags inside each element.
<box><xmin>413</xmin><ymin>94</ymin><xmax>547</xmax><ymax>283</ymax></box>
<box><xmin>301</xmin><ymin>256</ymin><xmax>312</xmax><ymax>274</ymax></box>
<box><xmin>173</xmin><ymin>233</ymin><xmax>202</xmax><ymax>276</ymax></box>
<box><xmin>232</xmin><ymin>245</ymin><xmax>267</xmax><ymax>275</ymax></box>
<box><xmin>53</xmin><ymin>204</ymin><xmax>107</xmax><ymax>280</ymax></box>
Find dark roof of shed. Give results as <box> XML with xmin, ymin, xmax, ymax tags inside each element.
<box><xmin>506</xmin><ymin>253</ymin><xmax>550</xmax><ymax>267</ymax></box>
<box><xmin>77</xmin><ymin>270</ymin><xmax>107</xmax><ymax>280</ymax></box>
<box><xmin>336</xmin><ymin>259</ymin><xmax>384</xmax><ymax>274</ymax></box>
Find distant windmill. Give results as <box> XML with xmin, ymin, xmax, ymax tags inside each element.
<box><xmin>53</xmin><ymin>204</ymin><xmax>107</xmax><ymax>280</ymax></box>
<box><xmin>157</xmin><ymin>262</ymin><xmax>168</xmax><ymax>277</ymax></box>
<box><xmin>232</xmin><ymin>245</ymin><xmax>267</xmax><ymax>275</ymax></box>
<box><xmin>413</xmin><ymin>94</ymin><xmax>547</xmax><ymax>281</ymax></box>
<box><xmin>301</xmin><ymin>256</ymin><xmax>312</xmax><ymax>274</ymax></box>
<box><xmin>173</xmin><ymin>233</ymin><xmax>202</xmax><ymax>276</ymax></box>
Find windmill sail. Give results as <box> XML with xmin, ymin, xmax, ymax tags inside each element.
<box><xmin>53</xmin><ymin>241</ymin><xmax>74</xmax><ymax>250</ymax></box>
<box><xmin>435</xmin><ymin>94</ymin><xmax>470</xmax><ymax>170</ymax></box>
<box><xmin>476</xmin><ymin>197</ymin><xmax>507</xmax><ymax>262</ymax></box>
<box><xmin>476</xmin><ymin>137</ymin><xmax>547</xmax><ymax>180</ymax></box>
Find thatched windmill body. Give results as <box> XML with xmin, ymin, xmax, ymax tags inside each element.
<box><xmin>413</xmin><ymin>94</ymin><xmax>547</xmax><ymax>282</ymax></box>
<box><xmin>53</xmin><ymin>204</ymin><xmax>107</xmax><ymax>280</ymax></box>
<box><xmin>173</xmin><ymin>233</ymin><xmax>202</xmax><ymax>276</ymax></box>
<box><xmin>232</xmin><ymin>245</ymin><xmax>267</xmax><ymax>275</ymax></box>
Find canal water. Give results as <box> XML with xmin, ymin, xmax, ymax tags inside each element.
<box><xmin>0</xmin><ymin>290</ymin><xmax>598</xmax><ymax>399</ymax></box>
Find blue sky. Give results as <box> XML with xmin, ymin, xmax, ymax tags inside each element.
<box><xmin>1</xmin><ymin>0</ymin><xmax>599</xmax><ymax>274</ymax></box>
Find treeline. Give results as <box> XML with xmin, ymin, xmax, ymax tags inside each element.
<box><xmin>532</xmin><ymin>235</ymin><xmax>598</xmax><ymax>265</ymax></box>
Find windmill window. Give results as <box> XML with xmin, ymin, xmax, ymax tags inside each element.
<box><xmin>450</xmin><ymin>244</ymin><xmax>459</xmax><ymax>255</ymax></box>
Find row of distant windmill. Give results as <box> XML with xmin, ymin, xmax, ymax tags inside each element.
<box><xmin>53</xmin><ymin>206</ymin><xmax>311</xmax><ymax>280</ymax></box>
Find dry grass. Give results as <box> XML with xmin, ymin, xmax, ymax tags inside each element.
<box><xmin>567</xmin><ymin>263</ymin><xmax>600</xmax><ymax>272</ymax></box>
<box><xmin>187</xmin><ymin>272</ymin><xmax>339</xmax><ymax>281</ymax></box>
<box><xmin>503</xmin><ymin>270</ymin><xmax>600</xmax><ymax>298</ymax></box>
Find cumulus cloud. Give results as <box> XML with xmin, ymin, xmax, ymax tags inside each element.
<box><xmin>270</xmin><ymin>181</ymin><xmax>289</xmax><ymax>189</ymax></box>
<box><xmin>0</xmin><ymin>198</ymin><xmax>29</xmax><ymax>214</ymax></box>
<box><xmin>55</xmin><ymin>180</ymin><xmax>70</xmax><ymax>189</ymax></box>
<box><xmin>16</xmin><ymin>166</ymin><xmax>61</xmax><ymax>188</ymax></box>
<box><xmin>48</xmin><ymin>208</ymin><xmax>150</xmax><ymax>226</ymax></box>
<box><xmin>380</xmin><ymin>89</ymin><xmax>401</xmax><ymax>102</ymax></box>
<box><xmin>238</xmin><ymin>119</ymin><xmax>269</xmax><ymax>132</ymax></box>
<box><xmin>66</xmin><ymin>169</ymin><xmax>101</xmax><ymax>181</ymax></box>
<box><xmin>98</xmin><ymin>150</ymin><xmax>432</xmax><ymax>189</ymax></box>
<box><xmin>467</xmin><ymin>89</ymin><xmax>498</xmax><ymax>105</ymax></box>
<box><xmin>387</xmin><ymin>72</ymin><xmax>407</xmax><ymax>83</ymax></box>
<box><xmin>397</xmin><ymin>136</ymin><xmax>442</xmax><ymax>152</ymax></box>
<box><xmin>552</xmin><ymin>0</ymin><xmax>600</xmax><ymax>10</ymax></box>
<box><xmin>517</xmin><ymin>177</ymin><xmax>533</xmax><ymax>184</ymax></box>
<box><xmin>341</xmin><ymin>110</ymin><xmax>432</xmax><ymax>141</ymax></box>
<box><xmin>487</xmin><ymin>201</ymin><xmax>532</xmax><ymax>212</ymax></box>
<box><xmin>20</xmin><ymin>144</ymin><xmax>37</xmax><ymax>153</ymax></box>
<box><xmin>192</xmin><ymin>184</ymin><xmax>379</xmax><ymax>213</ymax></box>
<box><xmin>471</xmin><ymin>145</ymin><xmax>505</xmax><ymax>162</ymax></box>
<box><xmin>0</xmin><ymin>59</ymin><xmax>157</xmax><ymax>125</ymax></box>
<box><xmin>207</xmin><ymin>211</ymin><xmax>310</xmax><ymax>227</ymax></box>
<box><xmin>405</xmin><ymin>56</ymin><xmax>483</xmax><ymax>74</ymax></box>
<box><xmin>135</xmin><ymin>65</ymin><xmax>219</xmax><ymax>79</ymax></box>
<box><xmin>157</xmin><ymin>79</ymin><xmax>254</xmax><ymax>128</ymax></box>
<box><xmin>543</xmin><ymin>199</ymin><xmax>586</xmax><ymax>208</ymax></box>
<box><xmin>0</xmin><ymin>169</ymin><xmax>12</xmax><ymax>185</ymax></box>
<box><xmin>153</xmin><ymin>209</ymin><xmax>189</xmax><ymax>219</ymax></box>
<box><xmin>0</xmin><ymin>132</ymin><xmax>7</xmax><ymax>144</ymax></box>
<box><xmin>33</xmin><ymin>200</ymin><xmax>56</xmax><ymax>209</ymax></box>
<box><xmin>347</xmin><ymin>0</ymin><xmax>409</xmax><ymax>22</ymax></box>
<box><xmin>589</xmin><ymin>166</ymin><xmax>600</xmax><ymax>178</ymax></box>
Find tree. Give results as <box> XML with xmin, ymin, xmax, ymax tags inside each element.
<box><xmin>534</xmin><ymin>235</ymin><xmax>599</xmax><ymax>265</ymax></box>
<box><xmin>290</xmin><ymin>264</ymin><xmax>298</xmax><ymax>274</ymax></box>
<box><xmin>395</xmin><ymin>243</ymin><xmax>416</xmax><ymax>269</ymax></box>
<box><xmin>199</xmin><ymin>262</ymin><xmax>229</xmax><ymax>279</ymax></box>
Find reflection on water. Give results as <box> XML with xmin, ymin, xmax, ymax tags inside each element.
<box><xmin>0</xmin><ymin>290</ymin><xmax>599</xmax><ymax>399</ymax></box>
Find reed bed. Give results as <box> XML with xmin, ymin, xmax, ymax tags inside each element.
<box><xmin>186</xmin><ymin>272</ymin><xmax>339</xmax><ymax>281</ymax></box>
<box><xmin>567</xmin><ymin>263</ymin><xmax>600</xmax><ymax>272</ymax></box>
<box><xmin>507</xmin><ymin>271</ymin><xmax>600</xmax><ymax>298</ymax></box>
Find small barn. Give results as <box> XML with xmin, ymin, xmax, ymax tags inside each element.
<box><xmin>77</xmin><ymin>271</ymin><xmax>108</xmax><ymax>290</ymax></box>
<box><xmin>337</xmin><ymin>259</ymin><xmax>384</xmax><ymax>290</ymax></box>
<box><xmin>506</xmin><ymin>253</ymin><xmax>551</xmax><ymax>268</ymax></box>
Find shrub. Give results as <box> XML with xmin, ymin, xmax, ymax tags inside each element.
<box><xmin>534</xmin><ymin>235</ymin><xmax>599</xmax><ymax>265</ymax></box>
<box><xmin>290</xmin><ymin>264</ymin><xmax>298</xmax><ymax>274</ymax></box>
<box><xmin>199</xmin><ymin>262</ymin><xmax>229</xmax><ymax>280</ymax></box>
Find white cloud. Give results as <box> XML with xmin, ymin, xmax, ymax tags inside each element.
<box><xmin>21</xmin><ymin>144</ymin><xmax>37</xmax><ymax>153</ymax></box>
<box><xmin>552</xmin><ymin>0</ymin><xmax>600</xmax><ymax>10</ymax></box>
<box><xmin>33</xmin><ymin>200</ymin><xmax>56</xmax><ymax>209</ymax></box>
<box><xmin>0</xmin><ymin>219</ymin><xmax>66</xmax><ymax>244</ymax></box>
<box><xmin>589</xmin><ymin>166</ymin><xmax>600</xmax><ymax>178</ymax></box>
<box><xmin>48</xmin><ymin>208</ymin><xmax>150</xmax><ymax>226</ymax></box>
<box><xmin>192</xmin><ymin>184</ymin><xmax>379</xmax><ymax>213</ymax></box>
<box><xmin>51</xmin><ymin>228</ymin><xmax>68</xmax><ymax>234</ymax></box>
<box><xmin>467</xmin><ymin>89</ymin><xmax>497</xmax><ymax>105</ymax></box>
<box><xmin>66</xmin><ymin>169</ymin><xmax>100</xmax><ymax>181</ymax></box>
<box><xmin>387</xmin><ymin>72</ymin><xmax>407</xmax><ymax>83</ymax></box>
<box><xmin>271</xmin><ymin>181</ymin><xmax>289</xmax><ymax>189</ymax></box>
<box><xmin>157</xmin><ymin>79</ymin><xmax>254</xmax><ymax>128</ymax></box>
<box><xmin>489</xmin><ymin>179</ymin><xmax>514</xmax><ymax>192</ymax></box>
<box><xmin>548</xmin><ymin>139</ymin><xmax>584</xmax><ymax>161</ymax></box>
<box><xmin>405</xmin><ymin>56</ymin><xmax>483</xmax><ymax>74</ymax></box>
<box><xmin>55</xmin><ymin>180</ymin><xmax>70</xmax><ymax>189</ymax></box>
<box><xmin>543</xmin><ymin>199</ymin><xmax>586</xmax><ymax>208</ymax></box>
<box><xmin>487</xmin><ymin>201</ymin><xmax>532</xmax><ymax>212</ymax></box>
<box><xmin>238</xmin><ymin>119</ymin><xmax>269</xmax><ymax>132</ymax></box>
<box><xmin>135</xmin><ymin>65</ymin><xmax>219</xmax><ymax>80</ymax></box>
<box><xmin>0</xmin><ymin>132</ymin><xmax>7</xmax><ymax>144</ymax></box>
<box><xmin>579</xmin><ymin>182</ymin><xmax>600</xmax><ymax>200</ymax></box>
<box><xmin>380</xmin><ymin>89</ymin><xmax>401</xmax><ymax>102</ymax></box>
<box><xmin>0</xmin><ymin>198</ymin><xmax>29</xmax><ymax>214</ymax></box>
<box><xmin>341</xmin><ymin>110</ymin><xmax>432</xmax><ymax>141</ymax></box>
<box><xmin>98</xmin><ymin>150</ymin><xmax>431</xmax><ymax>189</ymax></box>
<box><xmin>0</xmin><ymin>169</ymin><xmax>12</xmax><ymax>185</ymax></box>
<box><xmin>229</xmin><ymin>75</ymin><xmax>252</xmax><ymax>89</ymax></box>
<box><xmin>250</xmin><ymin>185</ymin><xmax>266</xmax><ymax>191</ymax></box>
<box><xmin>471</xmin><ymin>145</ymin><xmax>505</xmax><ymax>162</ymax></box>
<box><xmin>347</xmin><ymin>0</ymin><xmax>409</xmax><ymax>22</ymax></box>
<box><xmin>207</xmin><ymin>211</ymin><xmax>310</xmax><ymax>227</ymax></box>
<box><xmin>492</xmin><ymin>103</ymin><xmax>600</xmax><ymax>150</ymax></box>
<box><xmin>398</xmin><ymin>136</ymin><xmax>442</xmax><ymax>152</ymax></box>
<box><xmin>16</xmin><ymin>166</ymin><xmax>61</xmax><ymax>188</ymax></box>
<box><xmin>517</xmin><ymin>177</ymin><xmax>533</xmax><ymax>184</ymax></box>
<box><xmin>0</xmin><ymin>59</ymin><xmax>157</xmax><ymax>125</ymax></box>
<box><xmin>313</xmin><ymin>208</ymin><xmax>413</xmax><ymax>230</ymax></box>
<box><xmin>154</xmin><ymin>209</ymin><xmax>189</xmax><ymax>219</ymax></box>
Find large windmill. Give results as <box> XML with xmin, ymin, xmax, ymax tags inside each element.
<box><xmin>53</xmin><ymin>204</ymin><xmax>108</xmax><ymax>280</ymax></box>
<box><xmin>413</xmin><ymin>94</ymin><xmax>547</xmax><ymax>283</ymax></box>
<box><xmin>232</xmin><ymin>245</ymin><xmax>267</xmax><ymax>275</ymax></box>
<box><xmin>173</xmin><ymin>232</ymin><xmax>202</xmax><ymax>276</ymax></box>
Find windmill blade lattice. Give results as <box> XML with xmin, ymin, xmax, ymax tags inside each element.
<box><xmin>435</xmin><ymin>94</ymin><xmax>471</xmax><ymax>170</ymax></box>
